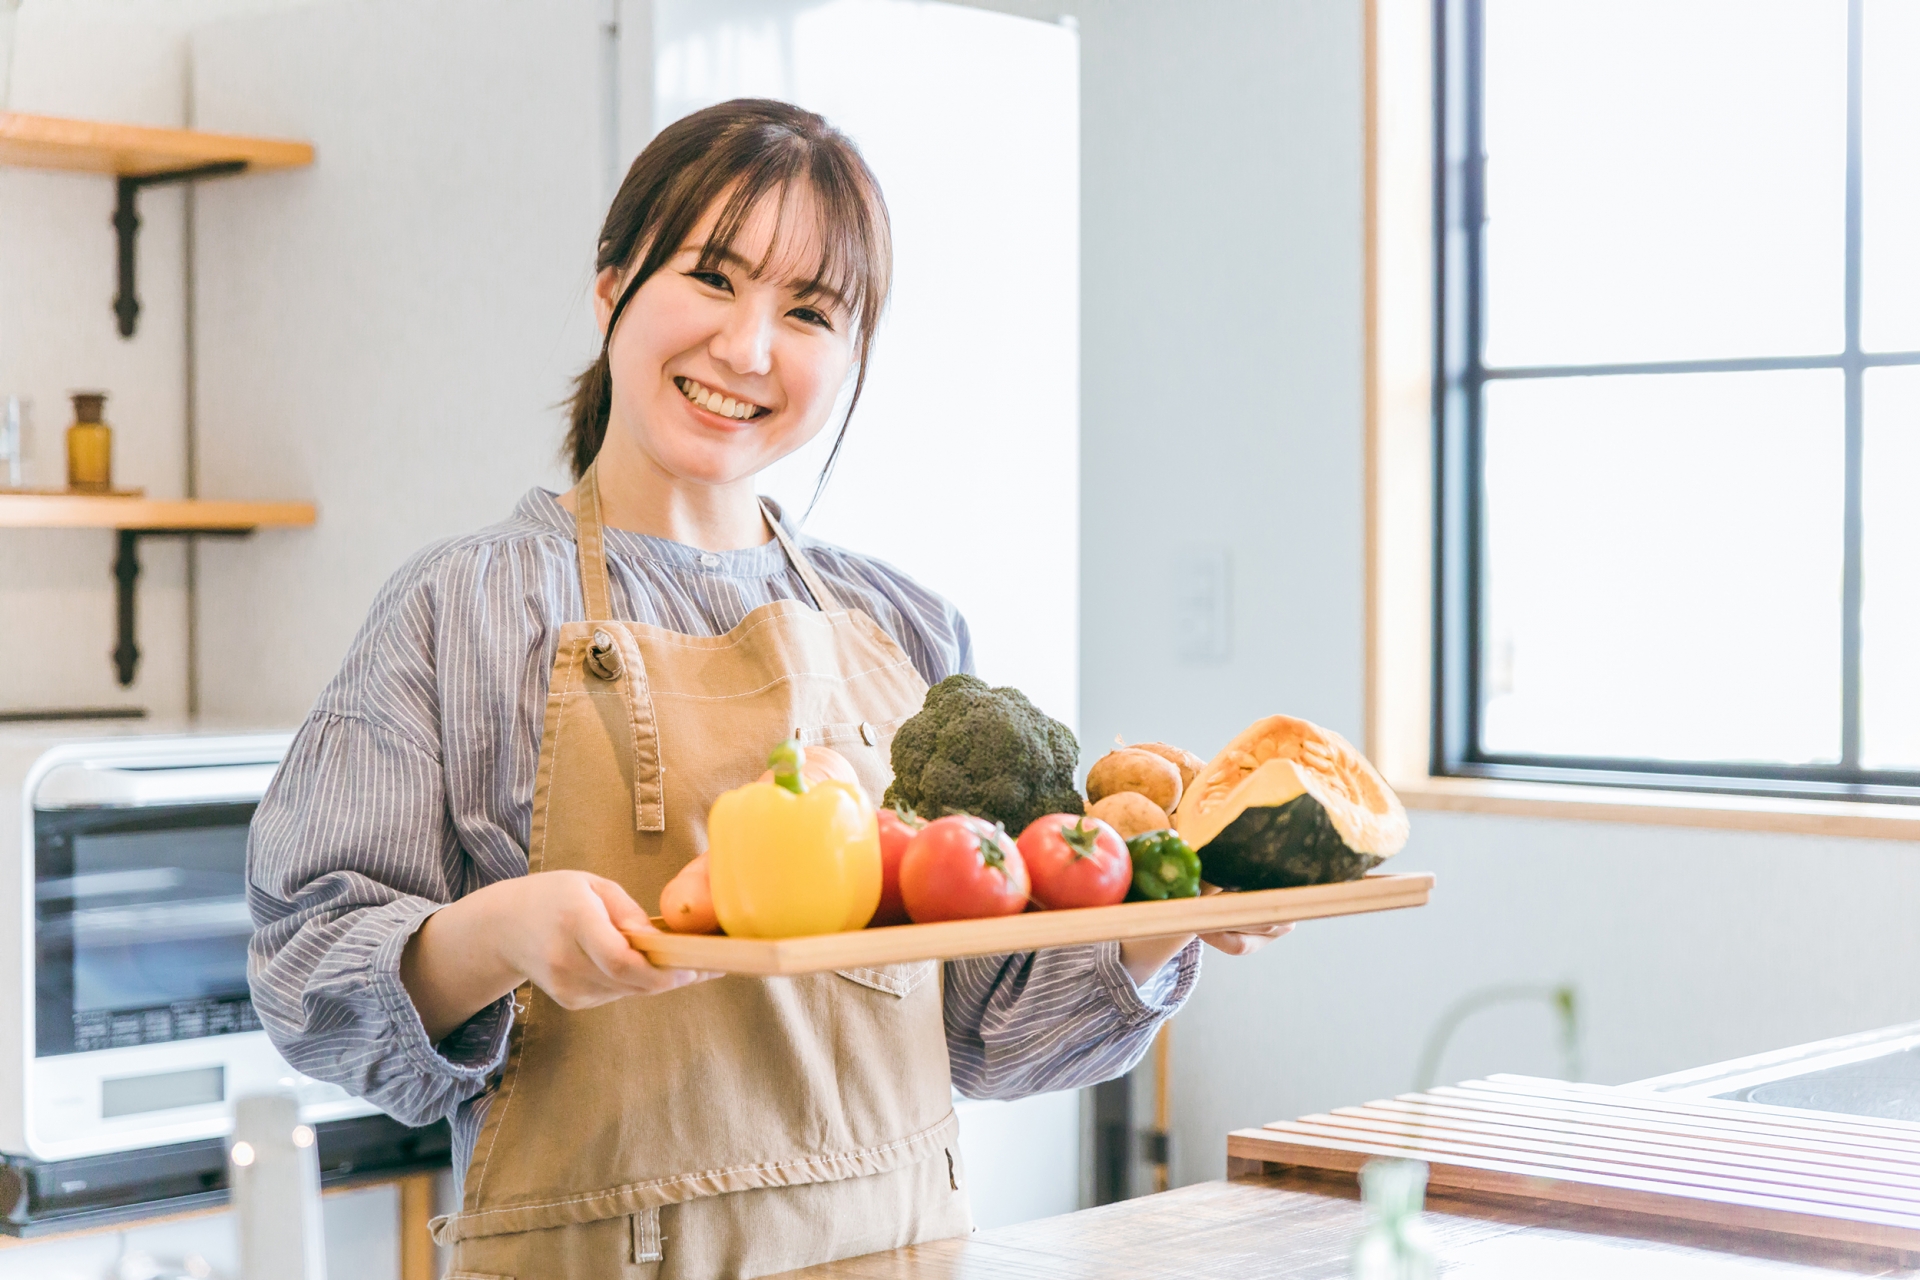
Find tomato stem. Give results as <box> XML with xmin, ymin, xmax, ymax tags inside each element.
<box><xmin>1060</xmin><ymin>817</ymin><xmax>1103</xmax><ymax>862</ymax></box>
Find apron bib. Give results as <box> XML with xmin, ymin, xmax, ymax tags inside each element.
<box><xmin>434</xmin><ymin>467</ymin><xmax>969</xmax><ymax>1278</ymax></box>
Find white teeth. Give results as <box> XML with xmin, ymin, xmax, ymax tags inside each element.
<box><xmin>678</xmin><ymin>377</ymin><xmax>760</xmax><ymax>420</ymax></box>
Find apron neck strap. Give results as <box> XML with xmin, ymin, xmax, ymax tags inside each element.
<box><xmin>759</xmin><ymin>498</ymin><xmax>843</xmax><ymax>613</ymax></box>
<box><xmin>573</xmin><ymin>466</ymin><xmax>843</xmax><ymax>617</ymax></box>
<box><xmin>575</xmin><ymin>464</ymin><xmax>614</xmax><ymax>622</ymax></box>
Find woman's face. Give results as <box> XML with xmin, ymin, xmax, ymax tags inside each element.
<box><xmin>594</xmin><ymin>185</ymin><xmax>856</xmax><ymax>491</ymax></box>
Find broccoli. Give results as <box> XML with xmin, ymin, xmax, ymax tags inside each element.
<box><xmin>883</xmin><ymin>675</ymin><xmax>1085</xmax><ymax>833</ymax></box>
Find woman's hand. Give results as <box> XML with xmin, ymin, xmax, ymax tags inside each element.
<box><xmin>401</xmin><ymin>870</ymin><xmax>719</xmax><ymax>1044</ymax></box>
<box><xmin>1198</xmin><ymin>922</ymin><xmax>1294</xmax><ymax>956</ymax></box>
<box><xmin>1117</xmin><ymin>923</ymin><xmax>1295</xmax><ymax>987</ymax></box>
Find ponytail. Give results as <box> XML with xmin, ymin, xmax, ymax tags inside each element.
<box><xmin>564</xmin><ymin>352</ymin><xmax>614</xmax><ymax>481</ymax></box>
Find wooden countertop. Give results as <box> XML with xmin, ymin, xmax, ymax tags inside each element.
<box><xmin>769</xmin><ymin>1168</ymin><xmax>1920</xmax><ymax>1278</ymax></box>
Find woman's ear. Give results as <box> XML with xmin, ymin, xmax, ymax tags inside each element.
<box><xmin>592</xmin><ymin>265</ymin><xmax>626</xmax><ymax>338</ymax></box>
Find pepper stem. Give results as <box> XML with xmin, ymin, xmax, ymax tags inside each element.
<box><xmin>769</xmin><ymin>739</ymin><xmax>808</xmax><ymax>794</ymax></box>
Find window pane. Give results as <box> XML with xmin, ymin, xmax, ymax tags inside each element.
<box><xmin>1482</xmin><ymin>1</ymin><xmax>1846</xmax><ymax>367</ymax></box>
<box><xmin>1864</xmin><ymin>0</ymin><xmax>1920</xmax><ymax>351</ymax></box>
<box><xmin>1863</xmin><ymin>367</ymin><xmax>1920</xmax><ymax>768</ymax></box>
<box><xmin>1482</xmin><ymin>371</ymin><xmax>1843</xmax><ymax>763</ymax></box>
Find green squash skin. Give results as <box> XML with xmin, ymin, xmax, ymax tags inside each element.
<box><xmin>1195</xmin><ymin>793</ymin><xmax>1383</xmax><ymax>889</ymax></box>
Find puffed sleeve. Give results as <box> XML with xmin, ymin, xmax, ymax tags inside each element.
<box><xmin>245</xmin><ymin>555</ymin><xmax>517</xmax><ymax>1129</ymax></box>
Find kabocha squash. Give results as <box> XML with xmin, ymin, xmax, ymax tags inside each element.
<box><xmin>1174</xmin><ymin>716</ymin><xmax>1408</xmax><ymax>889</ymax></box>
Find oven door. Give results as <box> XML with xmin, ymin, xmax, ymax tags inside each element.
<box><xmin>25</xmin><ymin>751</ymin><xmax>375</xmax><ymax>1160</ymax></box>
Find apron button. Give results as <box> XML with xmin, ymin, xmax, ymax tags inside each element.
<box><xmin>859</xmin><ymin>721</ymin><xmax>878</xmax><ymax>746</ymax></box>
<box><xmin>587</xmin><ymin>630</ymin><xmax>623</xmax><ymax>680</ymax></box>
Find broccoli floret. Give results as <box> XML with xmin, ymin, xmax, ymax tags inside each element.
<box><xmin>883</xmin><ymin>675</ymin><xmax>1085</xmax><ymax>833</ymax></box>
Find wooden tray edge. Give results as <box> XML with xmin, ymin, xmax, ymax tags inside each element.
<box><xmin>627</xmin><ymin>872</ymin><xmax>1433</xmax><ymax>976</ymax></box>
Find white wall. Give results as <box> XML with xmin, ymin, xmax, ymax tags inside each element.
<box><xmin>189</xmin><ymin>0</ymin><xmax>601</xmax><ymax>724</ymax></box>
<box><xmin>1074</xmin><ymin>0</ymin><xmax>1920</xmax><ymax>1189</ymax></box>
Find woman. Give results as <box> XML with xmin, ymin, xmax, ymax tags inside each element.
<box><xmin>248</xmin><ymin>99</ymin><xmax>1284</xmax><ymax>1279</ymax></box>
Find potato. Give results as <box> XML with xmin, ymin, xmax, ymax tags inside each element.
<box><xmin>1086</xmin><ymin>748</ymin><xmax>1182</xmax><ymax>813</ymax></box>
<box><xmin>1087</xmin><ymin>791</ymin><xmax>1172</xmax><ymax>841</ymax></box>
<box><xmin>1132</xmin><ymin>741</ymin><xmax>1204</xmax><ymax>794</ymax></box>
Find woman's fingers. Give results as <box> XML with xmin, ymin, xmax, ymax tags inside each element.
<box><xmin>582</xmin><ymin>876</ymin><xmax>721</xmax><ymax>994</ymax></box>
<box><xmin>1198</xmin><ymin>922</ymin><xmax>1295</xmax><ymax>955</ymax></box>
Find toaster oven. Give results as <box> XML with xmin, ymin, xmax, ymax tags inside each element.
<box><xmin>0</xmin><ymin>725</ymin><xmax>381</xmax><ymax>1163</ymax></box>
<box><xmin>0</xmin><ymin>723</ymin><xmax>450</xmax><ymax>1231</ymax></box>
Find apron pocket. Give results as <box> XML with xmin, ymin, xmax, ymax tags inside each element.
<box><xmin>631</xmin><ymin>1205</ymin><xmax>663</xmax><ymax>1263</ymax></box>
<box><xmin>835</xmin><ymin>960</ymin><xmax>936</xmax><ymax>997</ymax></box>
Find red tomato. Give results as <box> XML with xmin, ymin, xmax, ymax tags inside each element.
<box><xmin>1017</xmin><ymin>814</ymin><xmax>1131</xmax><ymax>910</ymax></box>
<box><xmin>899</xmin><ymin>816</ymin><xmax>1029</xmax><ymax>923</ymax></box>
<box><xmin>872</xmin><ymin>807</ymin><xmax>924</xmax><ymax>926</ymax></box>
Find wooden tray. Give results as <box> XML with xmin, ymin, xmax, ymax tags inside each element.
<box><xmin>625</xmin><ymin>871</ymin><xmax>1432</xmax><ymax>976</ymax></box>
<box><xmin>1227</xmin><ymin>1074</ymin><xmax>1920</xmax><ymax>1253</ymax></box>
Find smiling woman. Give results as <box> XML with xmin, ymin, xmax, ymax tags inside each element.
<box><xmin>244</xmin><ymin>98</ymin><xmax>1243</xmax><ymax>1280</ymax></box>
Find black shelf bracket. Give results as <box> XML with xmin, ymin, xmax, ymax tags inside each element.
<box><xmin>112</xmin><ymin>161</ymin><xmax>247</xmax><ymax>338</ymax></box>
<box><xmin>111</xmin><ymin>528</ymin><xmax>250</xmax><ymax>687</ymax></box>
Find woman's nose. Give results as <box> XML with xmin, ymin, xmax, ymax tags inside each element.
<box><xmin>710</xmin><ymin>299</ymin><xmax>775</xmax><ymax>376</ymax></box>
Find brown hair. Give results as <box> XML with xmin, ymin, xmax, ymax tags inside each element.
<box><xmin>565</xmin><ymin>99</ymin><xmax>892</xmax><ymax>509</ymax></box>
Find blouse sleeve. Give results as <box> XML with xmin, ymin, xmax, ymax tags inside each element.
<box><xmin>247</xmin><ymin>710</ymin><xmax>512</xmax><ymax>1128</ymax></box>
<box><xmin>942</xmin><ymin>940</ymin><xmax>1202</xmax><ymax>1100</ymax></box>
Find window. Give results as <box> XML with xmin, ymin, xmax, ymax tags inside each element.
<box><xmin>1435</xmin><ymin>0</ymin><xmax>1920</xmax><ymax>801</ymax></box>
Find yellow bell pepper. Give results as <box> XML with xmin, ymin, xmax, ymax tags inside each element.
<box><xmin>707</xmin><ymin>740</ymin><xmax>882</xmax><ymax>938</ymax></box>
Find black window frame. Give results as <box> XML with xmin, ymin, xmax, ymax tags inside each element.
<box><xmin>1433</xmin><ymin>0</ymin><xmax>1920</xmax><ymax>805</ymax></box>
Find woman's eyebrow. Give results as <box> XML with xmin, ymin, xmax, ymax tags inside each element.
<box><xmin>684</xmin><ymin>243</ymin><xmax>848</xmax><ymax>308</ymax></box>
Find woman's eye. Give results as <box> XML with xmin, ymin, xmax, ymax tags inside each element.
<box><xmin>689</xmin><ymin>270</ymin><xmax>732</xmax><ymax>292</ymax></box>
<box><xmin>788</xmin><ymin>306</ymin><xmax>833</xmax><ymax>330</ymax></box>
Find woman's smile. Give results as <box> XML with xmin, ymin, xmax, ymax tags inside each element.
<box><xmin>673</xmin><ymin>374</ymin><xmax>772</xmax><ymax>423</ymax></box>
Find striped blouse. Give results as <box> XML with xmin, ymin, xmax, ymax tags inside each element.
<box><xmin>245</xmin><ymin>487</ymin><xmax>1200</xmax><ymax>1189</ymax></box>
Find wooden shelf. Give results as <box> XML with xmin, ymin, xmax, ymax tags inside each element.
<box><xmin>0</xmin><ymin>111</ymin><xmax>314</xmax><ymax>177</ymax></box>
<box><xmin>0</xmin><ymin>494</ymin><xmax>315</xmax><ymax>531</ymax></box>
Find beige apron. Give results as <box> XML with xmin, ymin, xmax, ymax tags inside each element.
<box><xmin>435</xmin><ymin>467</ymin><xmax>970</xmax><ymax>1279</ymax></box>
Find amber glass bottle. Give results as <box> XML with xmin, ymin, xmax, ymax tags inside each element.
<box><xmin>66</xmin><ymin>391</ymin><xmax>112</xmax><ymax>492</ymax></box>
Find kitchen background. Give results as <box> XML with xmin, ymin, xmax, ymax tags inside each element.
<box><xmin>2</xmin><ymin>0</ymin><xmax>1917</xmax><ymax>1275</ymax></box>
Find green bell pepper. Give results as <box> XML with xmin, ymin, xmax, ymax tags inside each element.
<box><xmin>1127</xmin><ymin>829</ymin><xmax>1202</xmax><ymax>900</ymax></box>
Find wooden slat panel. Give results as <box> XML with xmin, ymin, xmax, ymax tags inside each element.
<box><xmin>0</xmin><ymin>112</ymin><xmax>313</xmax><ymax>176</ymax></box>
<box><xmin>1231</xmin><ymin>1076</ymin><xmax>1920</xmax><ymax>1253</ymax></box>
<box><xmin>1228</xmin><ymin>1128</ymin><xmax>1920</xmax><ymax>1253</ymax></box>
<box><xmin>1474</xmin><ymin>1074</ymin><xmax>1920</xmax><ymax>1140</ymax></box>
<box><xmin>1272</xmin><ymin>1114</ymin><xmax>1920</xmax><ymax>1212</ymax></box>
<box><xmin>0</xmin><ymin>495</ymin><xmax>317</xmax><ymax>530</ymax></box>
<box><xmin>627</xmin><ymin>872</ymin><xmax>1432</xmax><ymax>976</ymax></box>
<box><xmin>1348</xmin><ymin>1098</ymin><xmax>1920</xmax><ymax>1185</ymax></box>
<box><xmin>1396</xmin><ymin>1087</ymin><xmax>1920</xmax><ymax>1163</ymax></box>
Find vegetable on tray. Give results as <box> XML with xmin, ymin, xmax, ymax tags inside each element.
<box><xmin>1018</xmin><ymin>814</ymin><xmax>1131</xmax><ymax>910</ymax></box>
<box><xmin>872</xmin><ymin>806</ymin><xmax>924</xmax><ymax>927</ymax></box>
<box><xmin>706</xmin><ymin>740</ymin><xmax>882</xmax><ymax>938</ymax></box>
<box><xmin>1086</xmin><ymin>791</ymin><xmax>1171</xmax><ymax>841</ymax></box>
<box><xmin>1173</xmin><ymin>716</ymin><xmax>1408</xmax><ymax>889</ymax></box>
<box><xmin>883</xmin><ymin>674</ymin><xmax>1084</xmax><ymax>834</ymax></box>
<box><xmin>1126</xmin><ymin>828</ymin><xmax>1203</xmax><ymax>901</ymax></box>
<box><xmin>898</xmin><ymin>814</ymin><xmax>1030</xmax><ymax>923</ymax></box>
<box><xmin>660</xmin><ymin>853</ymin><xmax>720</xmax><ymax>934</ymax></box>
